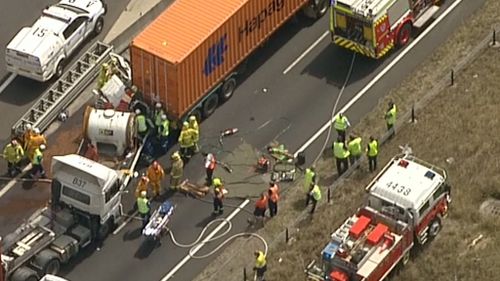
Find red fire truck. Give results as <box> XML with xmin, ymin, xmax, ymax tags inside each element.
<box><xmin>330</xmin><ymin>0</ymin><xmax>443</xmax><ymax>58</ymax></box>
<box><xmin>306</xmin><ymin>154</ymin><xmax>451</xmax><ymax>281</ymax></box>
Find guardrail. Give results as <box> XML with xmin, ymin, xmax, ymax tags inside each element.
<box><xmin>11</xmin><ymin>41</ymin><xmax>113</xmax><ymax>136</ymax></box>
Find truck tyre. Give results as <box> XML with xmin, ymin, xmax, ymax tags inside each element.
<box><xmin>55</xmin><ymin>59</ymin><xmax>65</xmax><ymax>79</ymax></box>
<box><xmin>312</xmin><ymin>0</ymin><xmax>329</xmax><ymax>18</ymax></box>
<box><xmin>34</xmin><ymin>249</ymin><xmax>61</xmax><ymax>275</ymax></box>
<box><xmin>219</xmin><ymin>77</ymin><xmax>237</xmax><ymax>102</ymax></box>
<box><xmin>428</xmin><ymin>217</ymin><xmax>442</xmax><ymax>237</ymax></box>
<box><xmin>94</xmin><ymin>17</ymin><xmax>104</xmax><ymax>36</ymax></box>
<box><xmin>11</xmin><ymin>267</ymin><xmax>38</xmax><ymax>281</ymax></box>
<box><xmin>202</xmin><ymin>94</ymin><xmax>219</xmax><ymax>118</ymax></box>
<box><xmin>397</xmin><ymin>23</ymin><xmax>412</xmax><ymax>47</ymax></box>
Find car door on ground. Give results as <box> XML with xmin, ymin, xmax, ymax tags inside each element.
<box><xmin>63</xmin><ymin>16</ymin><xmax>89</xmax><ymax>55</ymax></box>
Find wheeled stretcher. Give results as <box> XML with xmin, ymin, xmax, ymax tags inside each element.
<box><xmin>142</xmin><ymin>200</ymin><xmax>174</xmax><ymax>240</ymax></box>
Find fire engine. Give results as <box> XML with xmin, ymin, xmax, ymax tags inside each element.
<box><xmin>330</xmin><ymin>0</ymin><xmax>443</xmax><ymax>58</ymax></box>
<box><xmin>306</xmin><ymin>154</ymin><xmax>451</xmax><ymax>281</ymax></box>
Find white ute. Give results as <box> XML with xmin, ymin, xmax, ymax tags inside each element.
<box><xmin>5</xmin><ymin>0</ymin><xmax>107</xmax><ymax>82</ymax></box>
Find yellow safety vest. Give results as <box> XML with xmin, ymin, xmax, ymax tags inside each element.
<box><xmin>333</xmin><ymin>142</ymin><xmax>349</xmax><ymax>159</ymax></box>
<box><xmin>158</xmin><ymin>120</ymin><xmax>169</xmax><ymax>137</ymax></box>
<box><xmin>3</xmin><ymin>144</ymin><xmax>24</xmax><ymax>163</ymax></box>
<box><xmin>137</xmin><ymin>197</ymin><xmax>150</xmax><ymax>214</ymax></box>
<box><xmin>32</xmin><ymin>148</ymin><xmax>43</xmax><ymax>165</ymax></box>
<box><xmin>304</xmin><ymin>168</ymin><xmax>315</xmax><ymax>191</ymax></box>
<box><xmin>255</xmin><ymin>251</ymin><xmax>267</xmax><ymax>268</ymax></box>
<box><xmin>136</xmin><ymin>115</ymin><xmax>147</xmax><ymax>133</ymax></box>
<box><xmin>154</xmin><ymin>109</ymin><xmax>165</xmax><ymax>127</ymax></box>
<box><xmin>311</xmin><ymin>185</ymin><xmax>322</xmax><ymax>201</ymax></box>
<box><xmin>334</xmin><ymin>115</ymin><xmax>348</xmax><ymax>131</ymax></box>
<box><xmin>386</xmin><ymin>105</ymin><xmax>397</xmax><ymax>125</ymax></box>
<box><xmin>367</xmin><ymin>140</ymin><xmax>379</xmax><ymax>157</ymax></box>
<box><xmin>348</xmin><ymin>137</ymin><xmax>362</xmax><ymax>156</ymax></box>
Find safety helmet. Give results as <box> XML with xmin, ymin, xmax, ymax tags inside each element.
<box><xmin>39</xmin><ymin>144</ymin><xmax>46</xmax><ymax>151</ymax></box>
<box><xmin>102</xmin><ymin>63</ymin><xmax>109</xmax><ymax>68</ymax></box>
<box><xmin>140</xmin><ymin>191</ymin><xmax>147</xmax><ymax>197</ymax></box>
<box><xmin>152</xmin><ymin>161</ymin><xmax>159</xmax><ymax>168</ymax></box>
<box><xmin>171</xmin><ymin>152</ymin><xmax>181</xmax><ymax>160</ymax></box>
<box><xmin>135</xmin><ymin>109</ymin><xmax>141</xmax><ymax>115</ymax></box>
<box><xmin>155</xmin><ymin>102</ymin><xmax>162</xmax><ymax>109</ymax></box>
<box><xmin>161</xmin><ymin>114</ymin><xmax>167</xmax><ymax>120</ymax></box>
<box><xmin>141</xmin><ymin>175</ymin><xmax>148</xmax><ymax>182</ymax></box>
<box><xmin>131</xmin><ymin>85</ymin><xmax>138</xmax><ymax>93</ymax></box>
<box><xmin>182</xmin><ymin>121</ymin><xmax>189</xmax><ymax>128</ymax></box>
<box><xmin>11</xmin><ymin>139</ymin><xmax>18</xmax><ymax>145</ymax></box>
<box><xmin>33</xmin><ymin>128</ymin><xmax>41</xmax><ymax>134</ymax></box>
<box><xmin>213</xmin><ymin>178</ymin><xmax>222</xmax><ymax>187</ymax></box>
<box><xmin>189</xmin><ymin>115</ymin><xmax>197</xmax><ymax>122</ymax></box>
<box><xmin>25</xmin><ymin>124</ymin><xmax>32</xmax><ymax>130</ymax></box>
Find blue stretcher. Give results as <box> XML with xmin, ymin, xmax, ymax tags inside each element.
<box><xmin>142</xmin><ymin>200</ymin><xmax>174</xmax><ymax>240</ymax></box>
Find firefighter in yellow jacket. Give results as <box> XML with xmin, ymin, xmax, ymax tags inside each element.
<box><xmin>178</xmin><ymin>122</ymin><xmax>195</xmax><ymax>160</ymax></box>
<box><xmin>170</xmin><ymin>152</ymin><xmax>184</xmax><ymax>190</ymax></box>
<box><xmin>3</xmin><ymin>139</ymin><xmax>24</xmax><ymax>177</ymax></box>
<box><xmin>188</xmin><ymin>115</ymin><xmax>199</xmax><ymax>152</ymax></box>
<box><xmin>147</xmin><ymin>161</ymin><xmax>165</xmax><ymax>197</ymax></box>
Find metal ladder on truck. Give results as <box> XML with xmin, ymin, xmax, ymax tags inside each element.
<box><xmin>11</xmin><ymin>41</ymin><xmax>114</xmax><ymax>137</ymax></box>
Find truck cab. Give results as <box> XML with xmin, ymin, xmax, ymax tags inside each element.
<box><xmin>51</xmin><ymin>154</ymin><xmax>123</xmax><ymax>232</ymax></box>
<box><xmin>365</xmin><ymin>154</ymin><xmax>450</xmax><ymax>244</ymax></box>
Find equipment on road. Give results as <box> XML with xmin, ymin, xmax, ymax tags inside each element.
<box><xmin>178</xmin><ymin>180</ymin><xmax>210</xmax><ymax>198</ymax></box>
<box><xmin>11</xmin><ymin>41</ymin><xmax>114</xmax><ymax>138</ymax></box>
<box><xmin>5</xmin><ymin>0</ymin><xmax>107</xmax><ymax>81</ymax></box>
<box><xmin>330</xmin><ymin>0</ymin><xmax>443</xmax><ymax>58</ymax></box>
<box><xmin>305</xmin><ymin>154</ymin><xmax>451</xmax><ymax>281</ymax></box>
<box><xmin>143</xmin><ymin>201</ymin><xmax>175</xmax><ymax>242</ymax></box>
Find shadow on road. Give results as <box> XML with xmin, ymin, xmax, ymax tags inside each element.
<box><xmin>0</xmin><ymin>76</ymin><xmax>49</xmax><ymax>106</ymax></box>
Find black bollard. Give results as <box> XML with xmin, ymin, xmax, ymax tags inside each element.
<box><xmin>411</xmin><ymin>105</ymin><xmax>416</xmax><ymax>123</ymax></box>
<box><xmin>285</xmin><ymin>227</ymin><xmax>289</xmax><ymax>244</ymax></box>
<box><xmin>494</xmin><ymin>29</ymin><xmax>497</xmax><ymax>45</ymax></box>
<box><xmin>327</xmin><ymin>187</ymin><xmax>331</xmax><ymax>203</ymax></box>
<box><xmin>450</xmin><ymin>70</ymin><xmax>454</xmax><ymax>86</ymax></box>
<box><xmin>243</xmin><ymin>267</ymin><xmax>247</xmax><ymax>281</ymax></box>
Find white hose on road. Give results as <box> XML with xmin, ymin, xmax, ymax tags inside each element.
<box><xmin>168</xmin><ymin>218</ymin><xmax>268</xmax><ymax>259</ymax></box>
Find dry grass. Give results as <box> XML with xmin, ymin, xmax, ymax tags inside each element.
<box><xmin>193</xmin><ymin>1</ymin><xmax>500</xmax><ymax>280</ymax></box>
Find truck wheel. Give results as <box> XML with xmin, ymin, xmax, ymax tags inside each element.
<box><xmin>11</xmin><ymin>267</ymin><xmax>38</xmax><ymax>281</ymax></box>
<box><xmin>397</xmin><ymin>23</ymin><xmax>412</xmax><ymax>47</ymax></box>
<box><xmin>202</xmin><ymin>94</ymin><xmax>219</xmax><ymax>118</ymax></box>
<box><xmin>312</xmin><ymin>0</ymin><xmax>329</xmax><ymax>18</ymax></box>
<box><xmin>97</xmin><ymin>220</ymin><xmax>111</xmax><ymax>240</ymax></box>
<box><xmin>94</xmin><ymin>17</ymin><xmax>104</xmax><ymax>36</ymax></box>
<box><xmin>55</xmin><ymin>60</ymin><xmax>65</xmax><ymax>79</ymax></box>
<box><xmin>219</xmin><ymin>77</ymin><xmax>237</xmax><ymax>102</ymax></box>
<box><xmin>428</xmin><ymin>217</ymin><xmax>442</xmax><ymax>237</ymax></box>
<box><xmin>34</xmin><ymin>249</ymin><xmax>61</xmax><ymax>275</ymax></box>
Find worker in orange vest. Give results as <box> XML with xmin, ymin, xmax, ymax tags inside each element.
<box><xmin>204</xmin><ymin>152</ymin><xmax>216</xmax><ymax>186</ymax></box>
<box><xmin>22</xmin><ymin>124</ymin><xmax>34</xmax><ymax>151</ymax></box>
<box><xmin>147</xmin><ymin>161</ymin><xmax>165</xmax><ymax>197</ymax></box>
<box><xmin>134</xmin><ymin>175</ymin><xmax>150</xmax><ymax>198</ymax></box>
<box><xmin>252</xmin><ymin>193</ymin><xmax>268</xmax><ymax>227</ymax></box>
<box><xmin>267</xmin><ymin>182</ymin><xmax>279</xmax><ymax>217</ymax></box>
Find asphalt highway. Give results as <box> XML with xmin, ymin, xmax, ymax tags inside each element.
<box><xmin>0</xmin><ymin>0</ymin><xmax>485</xmax><ymax>281</ymax></box>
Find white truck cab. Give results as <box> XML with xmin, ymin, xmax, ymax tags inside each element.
<box><xmin>5</xmin><ymin>0</ymin><xmax>107</xmax><ymax>82</ymax></box>
<box><xmin>51</xmin><ymin>154</ymin><xmax>122</xmax><ymax>227</ymax></box>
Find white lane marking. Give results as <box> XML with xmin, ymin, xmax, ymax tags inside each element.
<box><xmin>161</xmin><ymin>199</ymin><xmax>250</xmax><ymax>281</ymax></box>
<box><xmin>293</xmin><ymin>0</ymin><xmax>464</xmax><ymax>157</ymax></box>
<box><xmin>0</xmin><ymin>164</ymin><xmax>32</xmax><ymax>198</ymax></box>
<box><xmin>283</xmin><ymin>31</ymin><xmax>329</xmax><ymax>74</ymax></box>
<box><xmin>257</xmin><ymin>119</ymin><xmax>272</xmax><ymax>130</ymax></box>
<box><xmin>113</xmin><ymin>210</ymin><xmax>138</xmax><ymax>235</ymax></box>
<box><xmin>0</xmin><ymin>73</ymin><xmax>16</xmax><ymax>94</ymax></box>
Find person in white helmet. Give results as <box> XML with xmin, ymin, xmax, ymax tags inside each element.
<box><xmin>153</xmin><ymin>102</ymin><xmax>165</xmax><ymax>130</ymax></box>
<box><xmin>27</xmin><ymin>127</ymin><xmax>47</xmax><ymax>162</ymax></box>
<box><xmin>157</xmin><ymin>113</ymin><xmax>170</xmax><ymax>154</ymax></box>
<box><xmin>29</xmin><ymin>144</ymin><xmax>47</xmax><ymax>179</ymax></box>
<box><xmin>135</xmin><ymin>108</ymin><xmax>148</xmax><ymax>141</ymax></box>
<box><xmin>188</xmin><ymin>115</ymin><xmax>199</xmax><ymax>152</ymax></box>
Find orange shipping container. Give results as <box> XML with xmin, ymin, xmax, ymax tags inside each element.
<box><xmin>130</xmin><ymin>0</ymin><xmax>311</xmax><ymax>120</ymax></box>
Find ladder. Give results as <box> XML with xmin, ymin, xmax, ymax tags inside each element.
<box><xmin>11</xmin><ymin>41</ymin><xmax>114</xmax><ymax>137</ymax></box>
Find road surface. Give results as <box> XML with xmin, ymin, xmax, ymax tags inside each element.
<box><xmin>0</xmin><ymin>0</ymin><xmax>485</xmax><ymax>280</ymax></box>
